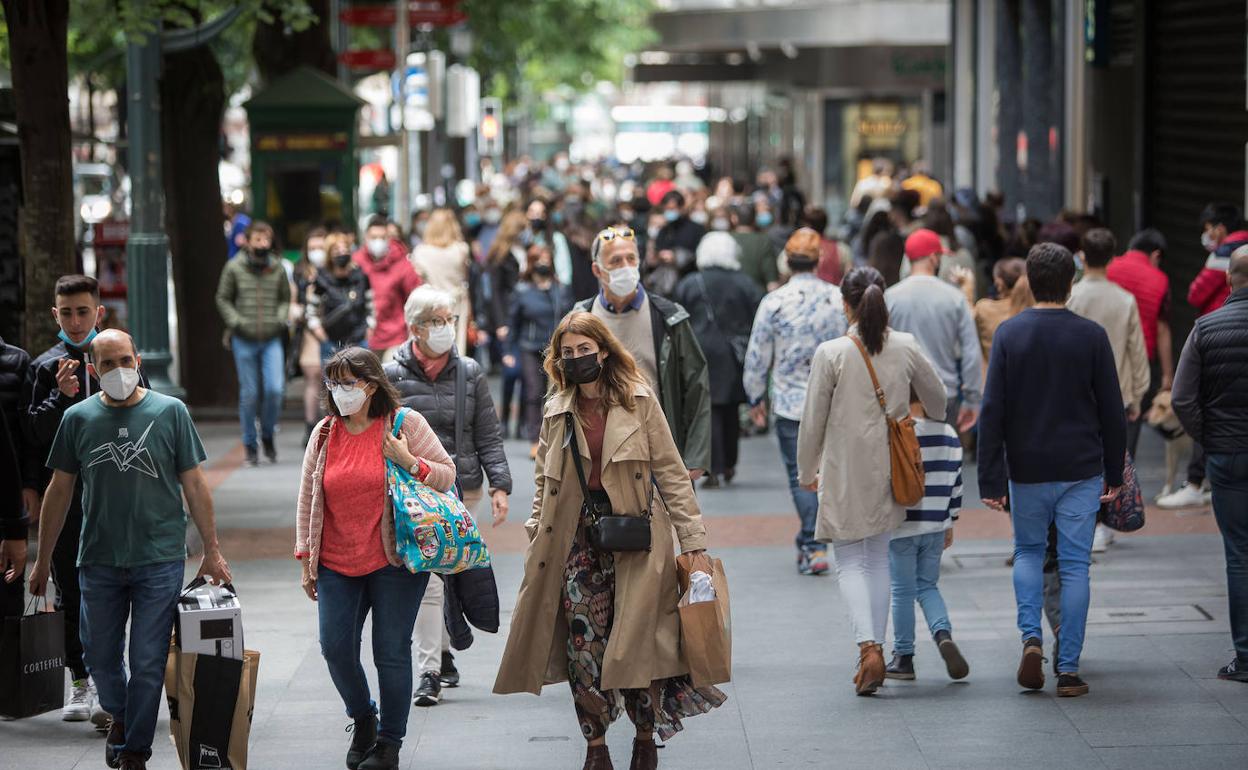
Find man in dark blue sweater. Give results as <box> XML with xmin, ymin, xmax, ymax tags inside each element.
<box><xmin>978</xmin><ymin>242</ymin><xmax>1127</xmax><ymax>698</ymax></box>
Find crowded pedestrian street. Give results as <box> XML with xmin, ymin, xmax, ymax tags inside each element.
<box><xmin>3</xmin><ymin>2</ymin><xmax>1248</xmax><ymax>770</ymax></box>
<box><xmin>4</xmin><ymin>418</ymin><xmax>1245</xmax><ymax>769</ymax></box>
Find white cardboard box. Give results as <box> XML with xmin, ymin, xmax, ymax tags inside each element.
<box><xmin>176</xmin><ymin>583</ymin><xmax>243</xmax><ymax>660</ymax></box>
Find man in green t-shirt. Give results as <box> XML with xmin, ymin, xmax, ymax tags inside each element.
<box><xmin>29</xmin><ymin>329</ymin><xmax>230</xmax><ymax>770</ymax></box>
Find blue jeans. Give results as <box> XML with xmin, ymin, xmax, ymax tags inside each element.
<box><xmin>317</xmin><ymin>565</ymin><xmax>429</xmax><ymax>746</ymax></box>
<box><xmin>1207</xmin><ymin>453</ymin><xmax>1248</xmax><ymax>664</ymax></box>
<box><xmin>1009</xmin><ymin>476</ymin><xmax>1101</xmax><ymax>673</ymax></box>
<box><xmin>775</xmin><ymin>418</ymin><xmax>819</xmax><ymax>550</ymax></box>
<box><xmin>889</xmin><ymin>532</ymin><xmax>952</xmax><ymax>655</ymax></box>
<box><xmin>231</xmin><ymin>335</ymin><xmax>285</xmax><ymax>448</ymax></box>
<box><xmin>79</xmin><ymin>561</ymin><xmax>185</xmax><ymax>760</ymax></box>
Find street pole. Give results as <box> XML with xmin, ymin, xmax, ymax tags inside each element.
<box><xmin>124</xmin><ymin>27</ymin><xmax>180</xmax><ymax>395</ymax></box>
<box><xmin>394</xmin><ymin>0</ymin><xmax>410</xmax><ymax>223</ymax></box>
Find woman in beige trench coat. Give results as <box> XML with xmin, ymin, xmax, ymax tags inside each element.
<box><xmin>797</xmin><ymin>266</ymin><xmax>945</xmax><ymax>695</ymax></box>
<box><xmin>494</xmin><ymin>311</ymin><xmax>725</xmax><ymax>770</ymax></box>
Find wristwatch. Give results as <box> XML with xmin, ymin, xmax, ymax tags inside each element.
<box><xmin>409</xmin><ymin>461</ymin><xmax>422</xmax><ymax>478</ymax></box>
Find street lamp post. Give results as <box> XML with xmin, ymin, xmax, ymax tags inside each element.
<box><xmin>123</xmin><ymin>28</ymin><xmax>181</xmax><ymax>396</ymax></box>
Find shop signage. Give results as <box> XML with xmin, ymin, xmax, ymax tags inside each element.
<box><xmin>254</xmin><ymin>132</ymin><xmax>351</xmax><ymax>152</ymax></box>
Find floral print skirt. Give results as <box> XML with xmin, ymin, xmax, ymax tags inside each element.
<box><xmin>562</xmin><ymin>519</ymin><xmax>726</xmax><ymax>742</ymax></box>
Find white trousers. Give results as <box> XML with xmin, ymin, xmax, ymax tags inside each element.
<box><xmin>414</xmin><ymin>485</ymin><xmax>485</xmax><ymax>674</ymax></box>
<box><xmin>831</xmin><ymin>532</ymin><xmax>893</xmax><ymax>645</ymax></box>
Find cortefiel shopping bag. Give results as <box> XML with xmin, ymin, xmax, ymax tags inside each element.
<box><xmin>0</xmin><ymin>602</ymin><xmax>66</xmax><ymax>719</ymax></box>
<box><xmin>165</xmin><ymin>644</ymin><xmax>260</xmax><ymax>770</ymax></box>
<box><xmin>676</xmin><ymin>553</ymin><xmax>732</xmax><ymax>687</ymax></box>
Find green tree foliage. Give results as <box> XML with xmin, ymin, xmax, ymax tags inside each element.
<box><xmin>461</xmin><ymin>0</ymin><xmax>655</xmax><ymax>103</ymax></box>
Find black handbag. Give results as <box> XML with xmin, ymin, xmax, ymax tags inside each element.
<box><xmin>565</xmin><ymin>413</ymin><xmax>653</xmax><ymax>552</ymax></box>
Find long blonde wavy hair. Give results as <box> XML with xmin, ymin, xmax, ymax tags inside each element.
<box><xmin>543</xmin><ymin>311</ymin><xmax>647</xmax><ymax>414</ymax></box>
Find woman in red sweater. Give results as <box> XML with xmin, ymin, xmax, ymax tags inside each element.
<box><xmin>295</xmin><ymin>347</ymin><xmax>455</xmax><ymax>770</ymax></box>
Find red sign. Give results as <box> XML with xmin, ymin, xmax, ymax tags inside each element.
<box><xmin>93</xmin><ymin>221</ymin><xmax>129</xmax><ymax>247</ymax></box>
<box><xmin>339</xmin><ymin>2</ymin><xmax>464</xmax><ymax>28</ymax></box>
<box><xmin>338</xmin><ymin>49</ymin><xmax>397</xmax><ymax>70</ymax></box>
<box><xmin>339</xmin><ymin>5</ymin><xmax>396</xmax><ymax>26</ymax></box>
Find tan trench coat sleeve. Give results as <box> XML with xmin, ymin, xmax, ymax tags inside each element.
<box><xmin>643</xmin><ymin>394</ymin><xmax>707</xmax><ymax>552</ymax></box>
<box><xmin>524</xmin><ymin>415</ymin><xmax>552</xmax><ymax>541</ymax></box>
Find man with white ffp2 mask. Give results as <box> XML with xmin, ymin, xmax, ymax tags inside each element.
<box><xmin>570</xmin><ymin>226</ymin><xmax>712</xmax><ymax>480</ymax></box>
<box><xmin>28</xmin><ymin>329</ymin><xmax>231</xmax><ymax>769</ymax></box>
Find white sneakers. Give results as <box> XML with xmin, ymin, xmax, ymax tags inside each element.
<box><xmin>1156</xmin><ymin>483</ymin><xmax>1210</xmax><ymax>509</ymax></box>
<box><xmin>1091</xmin><ymin>523</ymin><xmax>1115</xmax><ymax>553</ymax></box>
<box><xmin>62</xmin><ymin>679</ymin><xmax>97</xmax><ymax>722</ymax></box>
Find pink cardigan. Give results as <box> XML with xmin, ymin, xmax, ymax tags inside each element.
<box><xmin>295</xmin><ymin>408</ymin><xmax>456</xmax><ymax>575</ymax></box>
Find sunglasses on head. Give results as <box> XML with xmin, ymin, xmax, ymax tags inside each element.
<box><xmin>595</xmin><ymin>226</ymin><xmax>635</xmax><ymax>245</ymax></box>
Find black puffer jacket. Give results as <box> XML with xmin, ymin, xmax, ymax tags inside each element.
<box><xmin>384</xmin><ymin>343</ymin><xmax>512</xmax><ymax>493</ymax></box>
<box><xmin>1173</xmin><ymin>288</ymin><xmax>1248</xmax><ymax>452</ymax></box>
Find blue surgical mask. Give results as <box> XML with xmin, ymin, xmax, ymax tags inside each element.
<box><xmin>552</xmin><ymin>210</ymin><xmax>565</xmax><ymax>226</ymax></box>
<box><xmin>464</xmin><ymin>212</ymin><xmax>482</xmax><ymax>229</ymax></box>
<box><xmin>58</xmin><ymin>327</ymin><xmax>98</xmax><ymax>351</ymax></box>
<box><xmin>664</xmin><ymin>209</ymin><xmax>680</xmax><ymax>223</ymax></box>
<box><xmin>756</xmin><ymin>212</ymin><xmax>774</xmax><ymax>228</ymax></box>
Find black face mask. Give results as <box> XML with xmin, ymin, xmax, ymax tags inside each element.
<box><xmin>562</xmin><ymin>352</ymin><xmax>602</xmax><ymax>385</ymax></box>
<box><xmin>533</xmin><ymin>263</ymin><xmax>554</xmax><ymax>278</ymax></box>
<box><xmin>332</xmin><ymin>253</ymin><xmax>352</xmax><ymax>269</ymax></box>
<box><xmin>250</xmin><ymin>246</ymin><xmax>271</xmax><ymax>262</ymax></box>
<box><xmin>529</xmin><ymin>218</ymin><xmax>547</xmax><ymax>232</ymax></box>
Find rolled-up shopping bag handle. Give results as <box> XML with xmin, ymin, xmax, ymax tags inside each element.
<box><xmin>181</xmin><ymin>576</ymin><xmax>237</xmax><ymax>597</ymax></box>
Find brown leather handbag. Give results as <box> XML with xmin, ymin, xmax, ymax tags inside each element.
<box><xmin>848</xmin><ymin>335</ymin><xmax>925</xmax><ymax>507</ymax></box>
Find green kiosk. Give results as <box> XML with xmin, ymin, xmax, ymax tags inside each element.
<box><xmin>245</xmin><ymin>66</ymin><xmax>365</xmax><ymax>257</ymax></box>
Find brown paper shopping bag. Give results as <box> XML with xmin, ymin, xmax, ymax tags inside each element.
<box><xmin>676</xmin><ymin>553</ymin><xmax>732</xmax><ymax>687</ymax></box>
<box><xmin>165</xmin><ymin>644</ymin><xmax>260</xmax><ymax>770</ymax></box>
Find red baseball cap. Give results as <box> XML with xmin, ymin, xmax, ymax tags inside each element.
<box><xmin>904</xmin><ymin>228</ymin><xmax>949</xmax><ymax>261</ymax></box>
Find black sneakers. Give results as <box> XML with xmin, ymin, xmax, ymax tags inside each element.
<box><xmin>1217</xmin><ymin>658</ymin><xmax>1248</xmax><ymax>682</ymax></box>
<box><xmin>414</xmin><ymin>671</ymin><xmax>441</xmax><ymax>707</ymax></box>
<box><xmin>346</xmin><ymin>711</ymin><xmax>378</xmax><ymax>770</ymax></box>
<box><xmin>244</xmin><ymin>444</ymin><xmax>259</xmax><ymax>468</ymax></box>
<box><xmin>357</xmin><ymin>740</ymin><xmax>400</xmax><ymax>770</ymax></box>
<box><xmin>117</xmin><ymin>754</ymin><xmax>147</xmax><ymax>770</ymax></box>
<box><xmin>884</xmin><ymin>653</ymin><xmax>915</xmax><ymax>680</ymax></box>
<box><xmin>262</xmin><ymin>437</ymin><xmax>278</xmax><ymax>464</ymax></box>
<box><xmin>440</xmin><ymin>651</ymin><xmax>460</xmax><ymax>688</ymax></box>
<box><xmin>1017</xmin><ymin>637</ymin><xmax>1045</xmax><ymax>690</ymax></box>
<box><xmin>935</xmin><ymin>630</ymin><xmax>970</xmax><ymax>680</ymax></box>
<box><xmin>1056</xmin><ymin>672</ymin><xmax>1089</xmax><ymax>697</ymax></box>
<box><xmin>105</xmin><ymin>719</ymin><xmax>125</xmax><ymax>769</ymax></box>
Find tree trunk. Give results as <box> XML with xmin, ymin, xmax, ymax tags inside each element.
<box><xmin>2</xmin><ymin>0</ymin><xmax>76</xmax><ymax>353</ymax></box>
<box><xmin>161</xmin><ymin>42</ymin><xmax>236</xmax><ymax>407</ymax></box>
<box><xmin>252</xmin><ymin>0</ymin><xmax>336</xmax><ymax>84</ymax></box>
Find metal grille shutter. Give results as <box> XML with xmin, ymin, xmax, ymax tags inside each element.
<box><xmin>1144</xmin><ymin>0</ymin><xmax>1247</xmax><ymax>337</ymax></box>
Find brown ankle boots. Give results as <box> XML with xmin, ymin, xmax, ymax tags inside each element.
<box><xmin>583</xmin><ymin>744</ymin><xmax>613</xmax><ymax>770</ymax></box>
<box><xmin>854</xmin><ymin>642</ymin><xmax>886</xmax><ymax>695</ymax></box>
<box><xmin>630</xmin><ymin>738</ymin><xmax>659</xmax><ymax>770</ymax></box>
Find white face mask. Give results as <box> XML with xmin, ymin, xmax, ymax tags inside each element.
<box><xmin>1201</xmin><ymin>231</ymin><xmax>1219</xmax><ymax>252</ymax></box>
<box><xmin>711</xmin><ymin>217</ymin><xmax>730</xmax><ymax>231</ymax></box>
<box><xmin>100</xmin><ymin>367</ymin><xmax>140</xmax><ymax>401</ymax></box>
<box><xmin>690</xmin><ymin>210</ymin><xmax>709</xmax><ymax>226</ymax></box>
<box><xmin>425</xmin><ymin>324</ymin><xmax>455</xmax><ymax>355</ymax></box>
<box><xmin>307</xmin><ymin>248</ymin><xmax>327</xmax><ymax>268</ymax></box>
<box><xmin>367</xmin><ymin>238</ymin><xmax>389</xmax><ymax>259</ymax></box>
<box><xmin>606</xmin><ymin>265</ymin><xmax>640</xmax><ymax>296</ymax></box>
<box><xmin>331</xmin><ymin>385</ymin><xmax>368</xmax><ymax>416</ymax></box>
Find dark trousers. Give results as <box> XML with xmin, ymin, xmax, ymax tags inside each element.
<box><xmin>500</xmin><ymin>357</ymin><xmax>523</xmax><ymax>439</ymax></box>
<box><xmin>520</xmin><ymin>351</ymin><xmax>548</xmax><ymax>442</ymax></box>
<box><xmin>1208</xmin><ymin>452</ymin><xmax>1248</xmax><ymax>663</ymax></box>
<box><xmin>710</xmin><ymin>403</ymin><xmax>742</xmax><ymax>476</ymax></box>
<box><xmin>1</xmin><ymin>565</ymin><xmax>22</xmax><ymax>618</ymax></box>
<box><xmin>53</xmin><ymin>503</ymin><xmax>88</xmax><ymax>680</ymax></box>
<box><xmin>1126</xmin><ymin>359</ymin><xmax>1162</xmax><ymax>458</ymax></box>
<box><xmin>1188</xmin><ymin>441</ymin><xmax>1207</xmax><ymax>486</ymax></box>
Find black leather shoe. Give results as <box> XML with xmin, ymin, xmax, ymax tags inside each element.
<box><xmin>1056</xmin><ymin>672</ymin><xmax>1089</xmax><ymax>697</ymax></box>
<box><xmin>414</xmin><ymin>671</ymin><xmax>441</xmax><ymax>706</ymax></box>
<box><xmin>1217</xmin><ymin>658</ymin><xmax>1248</xmax><ymax>682</ymax></box>
<box><xmin>358</xmin><ymin>740</ymin><xmax>400</xmax><ymax>770</ymax></box>
<box><xmin>885</xmin><ymin>653</ymin><xmax>915</xmax><ymax>680</ymax></box>
<box><xmin>262</xmin><ymin>437</ymin><xmax>278</xmax><ymax>464</ymax></box>
<box><xmin>346</xmin><ymin>711</ymin><xmax>378</xmax><ymax>770</ymax></box>
<box><xmin>117</xmin><ymin>753</ymin><xmax>147</xmax><ymax>770</ymax></box>
<box><xmin>440</xmin><ymin>651</ymin><xmax>460</xmax><ymax>687</ymax></box>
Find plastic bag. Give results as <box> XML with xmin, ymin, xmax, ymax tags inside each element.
<box><xmin>679</xmin><ymin>571</ymin><xmax>716</xmax><ymax>607</ymax></box>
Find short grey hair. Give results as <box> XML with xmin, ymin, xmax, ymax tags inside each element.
<box><xmin>591</xmin><ymin>226</ymin><xmax>638</xmax><ymax>264</ymax></box>
<box><xmin>695</xmin><ymin>231</ymin><xmax>741</xmax><ymax>271</ymax></box>
<box><xmin>404</xmin><ymin>285</ymin><xmax>455</xmax><ymax>328</ymax></box>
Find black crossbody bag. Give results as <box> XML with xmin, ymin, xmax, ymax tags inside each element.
<box><xmin>565</xmin><ymin>412</ymin><xmax>653</xmax><ymax>552</ymax></box>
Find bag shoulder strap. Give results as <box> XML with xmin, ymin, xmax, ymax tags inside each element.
<box><xmin>848</xmin><ymin>334</ymin><xmax>889</xmax><ymax>415</ymax></box>
<box><xmin>453</xmin><ymin>359</ymin><xmax>467</xmax><ymax>460</ymax></box>
<box><xmin>392</xmin><ymin>407</ymin><xmax>408</xmax><ymax>438</ymax></box>
<box><xmin>565</xmin><ymin>412</ymin><xmax>593</xmax><ymax>502</ymax></box>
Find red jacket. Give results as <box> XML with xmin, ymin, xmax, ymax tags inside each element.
<box><xmin>1107</xmin><ymin>250</ymin><xmax>1169</xmax><ymax>360</ymax></box>
<box><xmin>1188</xmin><ymin>230</ymin><xmax>1248</xmax><ymax>317</ymax></box>
<box><xmin>353</xmin><ymin>240</ymin><xmax>422</xmax><ymax>351</ymax></box>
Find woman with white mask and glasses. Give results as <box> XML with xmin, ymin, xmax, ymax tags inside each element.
<box><xmin>382</xmin><ymin>286</ymin><xmax>513</xmax><ymax>708</ymax></box>
<box><xmin>296</xmin><ymin>346</ymin><xmax>455</xmax><ymax>770</ymax></box>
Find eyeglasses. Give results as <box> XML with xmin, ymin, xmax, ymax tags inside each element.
<box><xmin>323</xmin><ymin>377</ymin><xmax>363</xmax><ymax>390</ymax></box>
<box><xmin>419</xmin><ymin>315</ymin><xmax>460</xmax><ymax>329</ymax></box>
